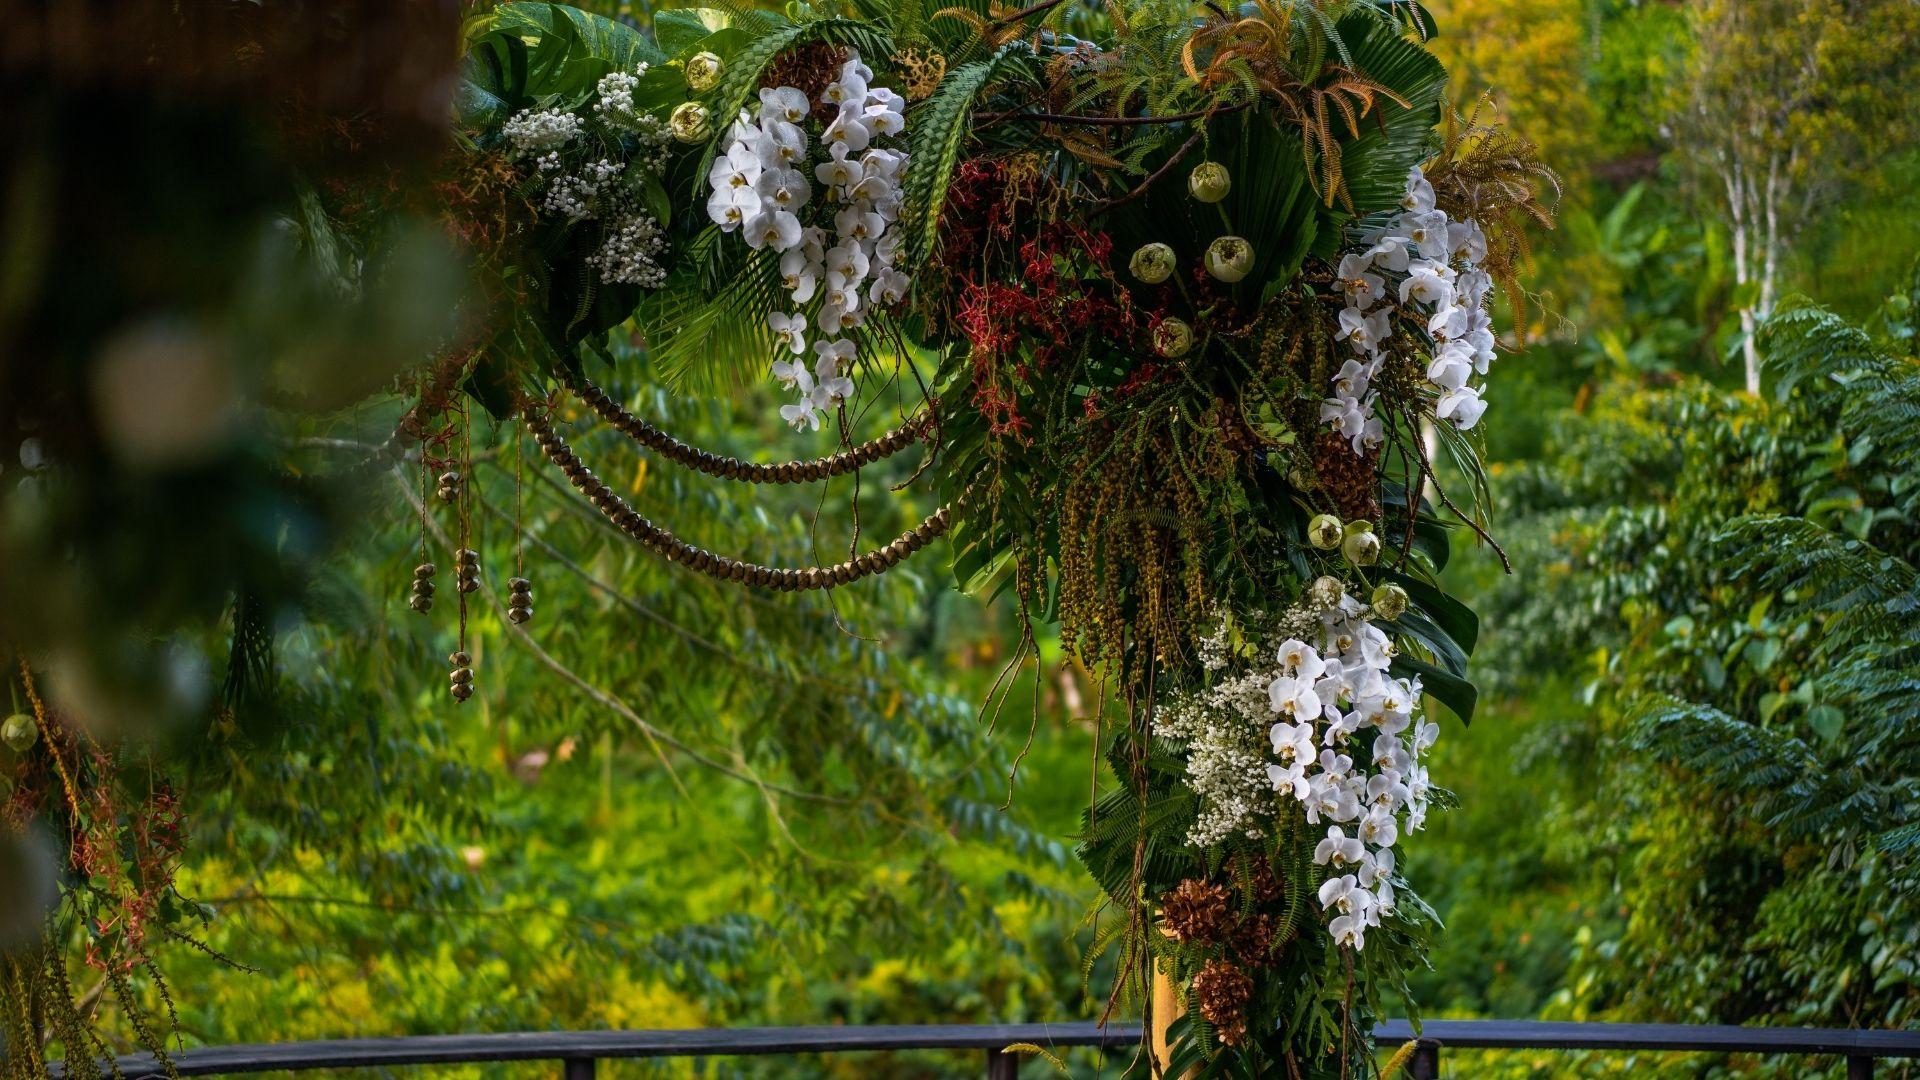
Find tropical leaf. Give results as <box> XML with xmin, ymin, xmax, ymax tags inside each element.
<box><xmin>899</xmin><ymin>43</ymin><xmax>1039</xmax><ymax>269</ymax></box>
<box><xmin>1330</xmin><ymin>9</ymin><xmax>1447</xmax><ymax>215</ymax></box>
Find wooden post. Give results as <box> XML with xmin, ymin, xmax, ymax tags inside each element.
<box><xmin>562</xmin><ymin>1057</ymin><xmax>596</xmax><ymax>1080</ymax></box>
<box><xmin>1848</xmin><ymin>1057</ymin><xmax>1873</xmax><ymax>1080</ymax></box>
<box><xmin>985</xmin><ymin>1047</ymin><xmax>1019</xmax><ymax>1079</ymax></box>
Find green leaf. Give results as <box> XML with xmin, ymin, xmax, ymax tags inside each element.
<box><xmin>900</xmin><ymin>44</ymin><xmax>1037</xmax><ymax>269</ymax></box>
<box><xmin>1392</xmin><ymin>655</ymin><xmax>1476</xmax><ymax>724</ymax></box>
<box><xmin>655</xmin><ymin>8</ymin><xmax>732</xmax><ymax>58</ymax></box>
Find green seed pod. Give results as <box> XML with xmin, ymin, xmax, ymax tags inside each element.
<box><xmin>1370</xmin><ymin>583</ymin><xmax>1410</xmax><ymax>621</ymax></box>
<box><xmin>669</xmin><ymin>101</ymin><xmax>712</xmax><ymax>144</ymax></box>
<box><xmin>1188</xmin><ymin>161</ymin><xmax>1231</xmax><ymax>203</ymax></box>
<box><xmin>1307</xmin><ymin>575</ymin><xmax>1346</xmax><ymax>611</ymax></box>
<box><xmin>684</xmin><ymin>52</ymin><xmax>724</xmax><ymax>94</ymax></box>
<box><xmin>1129</xmin><ymin>242</ymin><xmax>1177</xmax><ymax>285</ymax></box>
<box><xmin>1205</xmin><ymin>236</ymin><xmax>1254</xmax><ymax>283</ymax></box>
<box><xmin>1307</xmin><ymin>514</ymin><xmax>1345</xmax><ymax>550</ymax></box>
<box><xmin>1342</xmin><ymin>522</ymin><xmax>1381</xmax><ymax>567</ymax></box>
<box><xmin>1153</xmin><ymin>317</ymin><xmax>1195</xmax><ymax>358</ymax></box>
<box><xmin>2</xmin><ymin>713</ymin><xmax>37</xmax><ymax>753</ymax></box>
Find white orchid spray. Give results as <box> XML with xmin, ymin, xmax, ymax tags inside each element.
<box><xmin>1156</xmin><ymin>587</ymin><xmax>1439</xmax><ymax>953</ymax></box>
<box><xmin>705</xmin><ymin>51</ymin><xmax>913</xmax><ymax>431</ymax></box>
<box><xmin>1322</xmin><ymin>166</ymin><xmax>1501</xmax><ymax>455</ymax></box>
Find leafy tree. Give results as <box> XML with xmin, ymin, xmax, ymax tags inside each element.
<box><xmin>1674</xmin><ymin>0</ymin><xmax>1920</xmax><ymax>393</ymax></box>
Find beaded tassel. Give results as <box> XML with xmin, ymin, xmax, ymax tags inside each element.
<box><xmin>409</xmin><ymin>562</ymin><xmax>436</xmax><ymax>613</ymax></box>
<box><xmin>506</xmin><ymin>577</ymin><xmax>533</xmax><ymax>625</ymax></box>
<box><xmin>448</xmin><ymin>650</ymin><xmax>473</xmax><ymax>703</ymax></box>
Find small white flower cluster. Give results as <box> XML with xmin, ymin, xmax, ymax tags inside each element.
<box><xmin>499</xmin><ymin>67</ymin><xmax>673</xmax><ymax>289</ymax></box>
<box><xmin>1322</xmin><ymin>166</ymin><xmax>1498</xmax><ymax>454</ymax></box>
<box><xmin>585</xmin><ymin>211</ymin><xmax>669</xmax><ymax>287</ymax></box>
<box><xmin>593</xmin><ymin>67</ymin><xmax>672</xmax><ymax>159</ymax></box>
<box><xmin>705</xmin><ymin>52</ymin><xmax>912</xmax><ymax>431</ymax></box>
<box><xmin>1154</xmin><ymin>672</ymin><xmax>1280</xmax><ymax>847</ymax></box>
<box><xmin>1266</xmin><ymin>592</ymin><xmax>1436</xmax><ymax>951</ymax></box>
<box><xmin>502</xmin><ymin>108</ymin><xmax>583</xmax><ymax>155</ymax></box>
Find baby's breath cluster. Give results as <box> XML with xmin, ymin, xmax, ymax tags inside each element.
<box><xmin>498</xmin><ymin>65</ymin><xmax>674</xmax><ymax>290</ymax></box>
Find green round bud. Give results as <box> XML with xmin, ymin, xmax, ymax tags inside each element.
<box><xmin>1306</xmin><ymin>575</ymin><xmax>1346</xmax><ymax>611</ymax></box>
<box><xmin>2</xmin><ymin>713</ymin><xmax>37</xmax><ymax>753</ymax></box>
<box><xmin>669</xmin><ymin>101</ymin><xmax>712</xmax><ymax>144</ymax></box>
<box><xmin>1204</xmin><ymin>236</ymin><xmax>1254</xmax><ymax>283</ymax></box>
<box><xmin>1370</xmin><ymin>583</ymin><xmax>1410</xmax><ymax>621</ymax></box>
<box><xmin>1307</xmin><ymin>514</ymin><xmax>1345</xmax><ymax>550</ymax></box>
<box><xmin>684</xmin><ymin>52</ymin><xmax>724</xmax><ymax>94</ymax></box>
<box><xmin>1129</xmin><ymin>242</ymin><xmax>1177</xmax><ymax>285</ymax></box>
<box><xmin>1188</xmin><ymin>161</ymin><xmax>1231</xmax><ymax>203</ymax></box>
<box><xmin>1342</xmin><ymin>523</ymin><xmax>1381</xmax><ymax>567</ymax></box>
<box><xmin>1153</xmin><ymin>317</ymin><xmax>1195</xmax><ymax>358</ymax></box>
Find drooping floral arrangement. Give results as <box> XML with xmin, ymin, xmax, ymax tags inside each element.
<box><xmin>418</xmin><ymin>1</ymin><xmax>1555</xmax><ymax>1073</ymax></box>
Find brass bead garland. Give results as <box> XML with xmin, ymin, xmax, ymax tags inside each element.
<box><xmin>558</xmin><ymin>371</ymin><xmax>935</xmax><ymax>485</ymax></box>
<box><xmin>455</xmin><ymin>548</ymin><xmax>480</xmax><ymax>594</ymax></box>
<box><xmin>522</xmin><ymin>410</ymin><xmax>955</xmax><ymax>591</ymax></box>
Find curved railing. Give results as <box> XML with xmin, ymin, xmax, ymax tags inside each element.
<box><xmin>76</xmin><ymin>1020</ymin><xmax>1920</xmax><ymax>1079</ymax></box>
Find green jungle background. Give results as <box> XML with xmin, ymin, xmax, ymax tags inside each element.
<box><xmin>9</xmin><ymin>0</ymin><xmax>1920</xmax><ymax>1077</ymax></box>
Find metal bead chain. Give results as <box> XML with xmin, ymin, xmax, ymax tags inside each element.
<box><xmin>523</xmin><ymin>411</ymin><xmax>953</xmax><ymax>591</ymax></box>
<box><xmin>558</xmin><ymin>371</ymin><xmax>935</xmax><ymax>484</ymax></box>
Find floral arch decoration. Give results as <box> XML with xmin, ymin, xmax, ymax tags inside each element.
<box><xmin>389</xmin><ymin>0</ymin><xmax>1556</xmax><ymax>1072</ymax></box>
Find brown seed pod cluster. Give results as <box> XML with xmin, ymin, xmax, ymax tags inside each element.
<box><xmin>436</xmin><ymin>470</ymin><xmax>463</xmax><ymax>504</ymax></box>
<box><xmin>1192</xmin><ymin>958</ymin><xmax>1254</xmax><ymax>1047</ymax></box>
<box><xmin>1161</xmin><ymin>879</ymin><xmax>1233</xmax><ymax>945</ymax></box>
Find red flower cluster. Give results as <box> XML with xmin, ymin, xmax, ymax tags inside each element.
<box><xmin>934</xmin><ymin>160</ymin><xmax>1142</xmax><ymax>439</ymax></box>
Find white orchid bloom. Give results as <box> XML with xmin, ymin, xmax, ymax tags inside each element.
<box><xmin>835</xmin><ymin>202</ymin><xmax>886</xmax><ymax>243</ymax></box>
<box><xmin>1315</xmin><ymin>827</ymin><xmax>1366</xmax><ymax>868</ymax></box>
<box><xmin>1276</xmin><ymin>638</ymin><xmax>1327</xmax><ymax>680</ymax></box>
<box><xmin>815</xmin><ymin>143</ymin><xmax>861</xmax><ymax>189</ymax></box>
<box><xmin>814</xmin><ymin>337</ymin><xmax>856</xmax><ymax>373</ymax></box>
<box><xmin>1427</xmin><ymin>344</ymin><xmax>1475</xmax><ymax>391</ymax></box>
<box><xmin>1271</xmin><ymin>720</ymin><xmax>1317</xmax><ymax>768</ymax></box>
<box><xmin>1448</xmin><ymin>218</ymin><xmax>1488</xmax><ymax>263</ymax></box>
<box><xmin>755</xmin><ymin>168</ymin><xmax>812</xmax><ymax>214</ymax></box>
<box><xmin>1436</xmin><ymin>383</ymin><xmax>1488</xmax><ymax>430</ymax></box>
<box><xmin>706</xmin><ymin>185</ymin><xmax>758</xmax><ymax>232</ymax></box>
<box><xmin>780</xmin><ymin>396</ymin><xmax>824</xmax><ymax>431</ymax></box>
<box><xmin>743</xmin><ymin>209</ymin><xmax>803</xmax><ymax>252</ymax></box>
<box><xmin>768</xmin><ymin>312</ymin><xmax>807</xmax><ymax>356</ymax></box>
<box><xmin>1372</xmin><ymin>731</ymin><xmax>1412</xmax><ymax>774</ymax></box>
<box><xmin>811</xmin><ymin>350</ymin><xmax>855</xmax><ymax>405</ymax></box>
<box><xmin>824</xmin><ymin>241</ymin><xmax>870</xmax><ymax>285</ymax></box>
<box><xmin>1358</xmin><ymin>806</ymin><xmax>1399</xmax><ymax>848</ymax></box>
<box><xmin>1400</xmin><ymin>167</ymin><xmax>1435</xmax><ymax>214</ymax></box>
<box><xmin>1329</xmin><ymin>912</ymin><xmax>1368</xmax><ymax>950</ymax></box>
<box><xmin>1405</xmin><ymin>209</ymin><xmax>1450</xmax><ymax>256</ymax></box>
<box><xmin>821</xmin><ymin>69</ymin><xmax>867</xmax><ymax>109</ymax></box>
<box><xmin>758</xmin><ymin>87</ymin><xmax>811</xmax><ymax>127</ymax></box>
<box><xmin>1269</xmin><ymin>674</ymin><xmax>1323</xmax><ymax>722</ymax></box>
<box><xmin>1331</xmin><ymin>358</ymin><xmax>1373</xmax><ymax>399</ymax></box>
<box><xmin>1466</xmin><ymin>327</ymin><xmax>1498</xmax><ymax>371</ymax></box>
<box><xmin>1413</xmin><ymin>718</ymin><xmax>1440</xmax><ymax>754</ymax></box>
<box><xmin>1336</xmin><ymin>254</ymin><xmax>1388</xmax><ymax>308</ymax></box>
<box><xmin>1428</xmin><ymin>304</ymin><xmax>1471</xmax><ymax>340</ymax></box>
<box><xmin>1365</xmin><ymin>773</ymin><xmax>1411</xmax><ymax>814</ymax></box>
<box><xmin>821</xmin><ymin>103</ymin><xmax>872</xmax><ymax>152</ymax></box>
<box><xmin>1365</xmin><ymin>233</ymin><xmax>1413</xmax><ymax>273</ymax></box>
<box><xmin>862</xmin><ymin>99</ymin><xmax>906</xmax><ymax>136</ymax></box>
<box><xmin>1268</xmin><ymin>759</ymin><xmax>1312</xmax><ymax>801</ymax></box>
<box><xmin>772</xmin><ymin>357</ymin><xmax>812</xmax><ymax>394</ymax></box>
<box><xmin>1358</xmin><ymin>846</ymin><xmax>1395</xmax><ymax>889</ymax></box>
<box><xmin>868</xmin><ymin>266</ymin><xmax>909</xmax><ymax>306</ymax></box>
<box><xmin>780</xmin><ymin>249</ymin><xmax>822</xmax><ymax>304</ymax></box>
<box><xmin>1456</xmin><ymin>268</ymin><xmax>1494</xmax><ymax>309</ymax></box>
<box><xmin>1400</xmin><ymin>260</ymin><xmax>1455</xmax><ymax>307</ymax></box>
<box><xmin>709</xmin><ymin>139</ymin><xmax>763</xmax><ymax>190</ymax></box>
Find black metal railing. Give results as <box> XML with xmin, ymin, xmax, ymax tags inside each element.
<box><xmin>79</xmin><ymin>1020</ymin><xmax>1920</xmax><ymax>1078</ymax></box>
